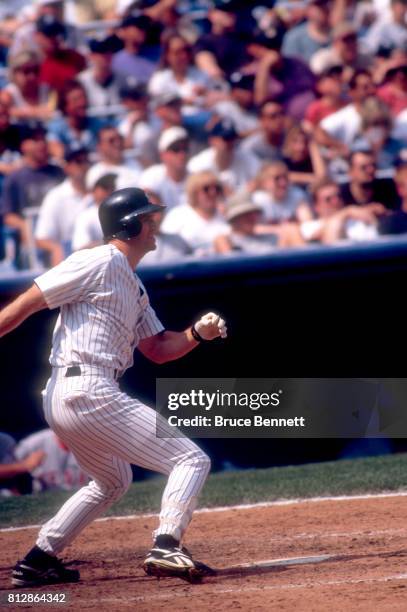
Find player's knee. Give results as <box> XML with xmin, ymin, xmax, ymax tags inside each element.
<box><xmin>98</xmin><ymin>472</ymin><xmax>132</xmax><ymax>502</ymax></box>
<box><xmin>191</xmin><ymin>449</ymin><xmax>211</xmax><ymax>475</ymax></box>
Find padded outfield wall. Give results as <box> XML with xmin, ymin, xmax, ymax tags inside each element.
<box><xmin>1</xmin><ymin>239</ymin><xmax>407</xmax><ymax>468</ymax></box>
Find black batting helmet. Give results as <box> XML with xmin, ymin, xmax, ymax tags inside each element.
<box><xmin>98</xmin><ymin>187</ymin><xmax>164</xmax><ymax>240</ymax></box>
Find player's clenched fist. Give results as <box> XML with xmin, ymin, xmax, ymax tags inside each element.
<box><xmin>193</xmin><ymin>312</ymin><xmax>227</xmax><ymax>341</ymax></box>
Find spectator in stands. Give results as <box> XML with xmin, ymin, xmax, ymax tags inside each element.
<box><xmin>377</xmin><ymin>62</ymin><xmax>407</xmax><ymax>116</ymax></box>
<box><xmin>35</xmin><ymin>145</ymin><xmax>91</xmax><ymax>266</ymax></box>
<box><xmin>70</xmin><ymin>0</ymin><xmax>117</xmax><ymax>23</ymax></box>
<box><xmin>72</xmin><ymin>173</ymin><xmax>117</xmax><ymax>251</ymax></box>
<box><xmin>353</xmin><ymin>98</ymin><xmax>405</xmax><ymax>171</ymax></box>
<box><xmin>300</xmin><ymin>177</ymin><xmax>383</xmax><ymax>244</ymax></box>
<box><xmin>363</xmin><ymin>0</ymin><xmax>407</xmax><ymax>55</ymax></box>
<box><xmin>140</xmin><ymin>191</ymin><xmax>193</xmax><ymax>264</ymax></box>
<box><xmin>152</xmin><ymin>91</ymin><xmax>184</xmax><ymax>132</ymax></box>
<box><xmin>0</xmin><ymin>125</ymin><xmax>64</xmax><ymax>253</ymax></box>
<box><xmin>282</xmin><ymin>124</ymin><xmax>326</xmax><ymax>187</ymax></box>
<box><xmin>0</xmin><ymin>99</ymin><xmax>23</xmax><ymax>186</ymax></box>
<box><xmin>47</xmin><ymin>80</ymin><xmax>107</xmax><ymax>161</ymax></box>
<box><xmin>213</xmin><ymin>72</ymin><xmax>259</xmax><ymax>138</ymax></box>
<box><xmin>252</xmin><ymin>161</ymin><xmax>312</xmax><ymax>226</ymax></box>
<box><xmin>161</xmin><ymin>170</ymin><xmax>229</xmax><ymax>253</ymax></box>
<box><xmin>241</xmin><ymin>99</ymin><xmax>285</xmax><ymax>163</ymax></box>
<box><xmin>112</xmin><ymin>11</ymin><xmax>157</xmax><ymax>84</ymax></box>
<box><xmin>148</xmin><ymin>30</ymin><xmax>212</xmax><ymax>119</ymax></box>
<box><xmin>15</xmin><ymin>428</ymin><xmax>89</xmax><ymax>492</ymax></box>
<box><xmin>304</xmin><ymin>65</ymin><xmax>346</xmax><ymax>127</ymax></box>
<box><xmin>188</xmin><ymin>118</ymin><xmax>260</xmax><ymax>192</ymax></box>
<box><xmin>10</xmin><ymin>0</ymin><xmax>86</xmax><ymax>58</ymax></box>
<box><xmin>310</xmin><ymin>22</ymin><xmax>372</xmax><ymax>78</ymax></box>
<box><xmin>340</xmin><ymin>149</ymin><xmax>400</xmax><ymax>209</ymax></box>
<box><xmin>214</xmin><ymin>197</ymin><xmax>279</xmax><ymax>255</ymax></box>
<box><xmin>194</xmin><ymin>0</ymin><xmax>250</xmax><ymax>79</ymax></box>
<box><xmin>2</xmin><ymin>50</ymin><xmax>56</xmax><ymax>122</ymax></box>
<box><xmin>86</xmin><ymin>125</ymin><xmax>142</xmax><ymax>190</ymax></box>
<box><xmin>35</xmin><ymin>15</ymin><xmax>86</xmax><ymax>94</ymax></box>
<box><xmin>77</xmin><ymin>35</ymin><xmax>122</xmax><ymax>113</ymax></box>
<box><xmin>0</xmin><ymin>431</ymin><xmax>45</xmax><ymax>496</ymax></box>
<box><xmin>316</xmin><ymin>69</ymin><xmax>376</xmax><ymax>155</ymax></box>
<box><xmin>118</xmin><ymin>78</ymin><xmax>159</xmax><ymax>167</ymax></box>
<box><xmin>281</xmin><ymin>0</ymin><xmax>331</xmax><ymax>63</ymax></box>
<box><xmin>250</xmin><ymin>33</ymin><xmax>316</xmax><ymax>120</ymax></box>
<box><xmin>379</xmin><ymin>162</ymin><xmax>407</xmax><ymax>235</ymax></box>
<box><xmin>139</xmin><ymin>126</ymin><xmax>189</xmax><ymax>210</ymax></box>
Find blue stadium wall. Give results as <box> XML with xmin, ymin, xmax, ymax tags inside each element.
<box><xmin>1</xmin><ymin>239</ymin><xmax>407</xmax><ymax>469</ymax></box>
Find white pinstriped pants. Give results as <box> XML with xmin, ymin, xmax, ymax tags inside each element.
<box><xmin>36</xmin><ymin>367</ymin><xmax>210</xmax><ymax>555</ymax></box>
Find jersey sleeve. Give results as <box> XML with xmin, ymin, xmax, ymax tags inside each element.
<box><xmin>34</xmin><ymin>250</ymin><xmax>106</xmax><ymax>309</ymax></box>
<box><xmin>138</xmin><ymin>303</ymin><xmax>165</xmax><ymax>339</ymax></box>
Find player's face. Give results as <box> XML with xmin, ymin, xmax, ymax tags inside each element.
<box><xmin>138</xmin><ymin>213</ymin><xmax>159</xmax><ymax>252</ymax></box>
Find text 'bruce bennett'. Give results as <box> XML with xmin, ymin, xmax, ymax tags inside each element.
<box><xmin>168</xmin><ymin>416</ymin><xmax>306</xmax><ymax>428</ymax></box>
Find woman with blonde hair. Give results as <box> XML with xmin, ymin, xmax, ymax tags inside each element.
<box><xmin>252</xmin><ymin>160</ymin><xmax>313</xmax><ymax>230</ymax></box>
<box><xmin>282</xmin><ymin>124</ymin><xmax>326</xmax><ymax>187</ymax></box>
<box><xmin>2</xmin><ymin>51</ymin><xmax>56</xmax><ymax>122</ymax></box>
<box><xmin>161</xmin><ymin>170</ymin><xmax>229</xmax><ymax>254</ymax></box>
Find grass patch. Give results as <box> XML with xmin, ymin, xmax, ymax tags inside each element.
<box><xmin>2</xmin><ymin>454</ymin><xmax>407</xmax><ymax>529</ymax></box>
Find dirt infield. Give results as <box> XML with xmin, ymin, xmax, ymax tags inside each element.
<box><xmin>1</xmin><ymin>495</ymin><xmax>407</xmax><ymax>611</ymax></box>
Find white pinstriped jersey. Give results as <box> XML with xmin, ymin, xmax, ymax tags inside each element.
<box><xmin>35</xmin><ymin>243</ymin><xmax>164</xmax><ymax>372</ymax></box>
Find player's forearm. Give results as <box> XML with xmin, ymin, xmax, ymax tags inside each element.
<box><xmin>0</xmin><ymin>284</ymin><xmax>47</xmax><ymax>338</ymax></box>
<box><xmin>140</xmin><ymin>329</ymin><xmax>199</xmax><ymax>364</ymax></box>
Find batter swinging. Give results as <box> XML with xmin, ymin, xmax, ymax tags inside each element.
<box><xmin>0</xmin><ymin>188</ymin><xmax>227</xmax><ymax>586</ymax></box>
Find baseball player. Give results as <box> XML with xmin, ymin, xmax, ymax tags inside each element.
<box><xmin>0</xmin><ymin>187</ymin><xmax>227</xmax><ymax>586</ymax></box>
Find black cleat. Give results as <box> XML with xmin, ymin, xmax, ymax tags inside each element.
<box><xmin>143</xmin><ymin>545</ymin><xmax>216</xmax><ymax>583</ymax></box>
<box><xmin>11</xmin><ymin>547</ymin><xmax>79</xmax><ymax>588</ymax></box>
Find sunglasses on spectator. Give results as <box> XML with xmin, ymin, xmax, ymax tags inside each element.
<box><xmin>103</xmin><ymin>136</ymin><xmax>123</xmax><ymax>144</ymax></box>
<box><xmin>18</xmin><ymin>65</ymin><xmax>40</xmax><ymax>75</ymax></box>
<box><xmin>168</xmin><ymin>142</ymin><xmax>189</xmax><ymax>153</ymax></box>
<box><xmin>321</xmin><ymin>191</ymin><xmax>340</xmax><ymax>201</ymax></box>
<box><xmin>262</xmin><ymin>111</ymin><xmax>284</xmax><ymax>119</ymax></box>
<box><xmin>201</xmin><ymin>183</ymin><xmax>223</xmax><ymax>195</ymax></box>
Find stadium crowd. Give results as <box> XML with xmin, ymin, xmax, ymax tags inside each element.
<box><xmin>0</xmin><ymin>0</ymin><xmax>407</xmax><ymax>269</ymax></box>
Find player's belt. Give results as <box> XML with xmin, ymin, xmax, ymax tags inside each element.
<box><xmin>57</xmin><ymin>365</ymin><xmax>120</xmax><ymax>380</ymax></box>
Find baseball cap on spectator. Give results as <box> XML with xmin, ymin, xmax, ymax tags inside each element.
<box><xmin>225</xmin><ymin>199</ymin><xmax>262</xmax><ymax>222</ymax></box>
<box><xmin>158</xmin><ymin>127</ymin><xmax>189</xmax><ymax>152</ymax></box>
<box><xmin>252</xmin><ymin>30</ymin><xmax>284</xmax><ymax>52</ymax></box>
<box><xmin>36</xmin><ymin>15</ymin><xmax>66</xmax><ymax>38</ymax></box>
<box><xmin>119</xmin><ymin>76</ymin><xmax>147</xmax><ymax>100</ymax></box>
<box><xmin>212</xmin><ymin>0</ymin><xmax>245</xmax><ymax>11</ymax></box>
<box><xmin>383</xmin><ymin>62</ymin><xmax>407</xmax><ymax>81</ymax></box>
<box><xmin>88</xmin><ymin>35</ymin><xmax>122</xmax><ymax>55</ymax></box>
<box><xmin>36</xmin><ymin>0</ymin><xmax>63</xmax><ymax>5</ymax></box>
<box><xmin>64</xmin><ymin>144</ymin><xmax>89</xmax><ymax>163</ymax></box>
<box><xmin>332</xmin><ymin>22</ymin><xmax>357</xmax><ymax>41</ymax></box>
<box><xmin>120</xmin><ymin>10</ymin><xmax>152</xmax><ymax>30</ymax></box>
<box><xmin>228</xmin><ymin>72</ymin><xmax>255</xmax><ymax>91</ymax></box>
<box><xmin>8</xmin><ymin>50</ymin><xmax>41</xmax><ymax>71</ymax></box>
<box><xmin>308</xmin><ymin>0</ymin><xmax>330</xmax><ymax>6</ymax></box>
<box><xmin>208</xmin><ymin>118</ymin><xmax>238</xmax><ymax>140</ymax></box>
<box><xmin>151</xmin><ymin>92</ymin><xmax>182</xmax><ymax>110</ymax></box>
<box><xmin>18</xmin><ymin>123</ymin><xmax>47</xmax><ymax>151</ymax></box>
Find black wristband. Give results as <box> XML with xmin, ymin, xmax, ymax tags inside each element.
<box><xmin>191</xmin><ymin>324</ymin><xmax>205</xmax><ymax>342</ymax></box>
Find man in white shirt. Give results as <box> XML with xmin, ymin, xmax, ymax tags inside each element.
<box><xmin>77</xmin><ymin>36</ymin><xmax>122</xmax><ymax>113</ymax></box>
<box><xmin>187</xmin><ymin>118</ymin><xmax>260</xmax><ymax>192</ymax></box>
<box><xmin>139</xmin><ymin>127</ymin><xmax>190</xmax><ymax>210</ymax></box>
<box><xmin>363</xmin><ymin>0</ymin><xmax>407</xmax><ymax>54</ymax></box>
<box><xmin>72</xmin><ymin>173</ymin><xmax>117</xmax><ymax>251</ymax></box>
<box><xmin>316</xmin><ymin>69</ymin><xmax>376</xmax><ymax>152</ymax></box>
<box><xmin>35</xmin><ymin>145</ymin><xmax>91</xmax><ymax>266</ymax></box>
<box><xmin>86</xmin><ymin>126</ymin><xmax>142</xmax><ymax>190</ymax></box>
